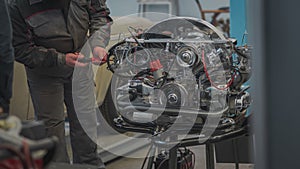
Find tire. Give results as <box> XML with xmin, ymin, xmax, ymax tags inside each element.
<box><xmin>99</xmin><ymin>82</ymin><xmax>125</xmax><ymax>133</ymax></box>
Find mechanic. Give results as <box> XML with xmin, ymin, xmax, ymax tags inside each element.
<box><xmin>0</xmin><ymin>0</ymin><xmax>14</xmax><ymax>115</ymax></box>
<box><xmin>8</xmin><ymin>0</ymin><xmax>112</xmax><ymax>168</ymax></box>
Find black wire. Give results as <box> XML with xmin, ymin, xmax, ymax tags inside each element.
<box><xmin>132</xmin><ymin>68</ymin><xmax>152</xmax><ymax>80</ymax></box>
<box><xmin>106</xmin><ymin>40</ymin><xmax>127</xmax><ymax>73</ymax></box>
<box><xmin>140</xmin><ymin>144</ymin><xmax>155</xmax><ymax>169</ymax></box>
<box><xmin>177</xmin><ymin>149</ymin><xmax>185</xmax><ymax>169</ymax></box>
<box><xmin>156</xmin><ymin>158</ymin><xmax>169</xmax><ymax>169</ymax></box>
<box><xmin>234</xmin><ymin>46</ymin><xmax>249</xmax><ymax>58</ymax></box>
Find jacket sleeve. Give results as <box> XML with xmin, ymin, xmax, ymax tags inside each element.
<box><xmin>87</xmin><ymin>0</ymin><xmax>113</xmax><ymax>49</ymax></box>
<box><xmin>8</xmin><ymin>1</ymin><xmax>66</xmax><ymax>68</ymax></box>
<box><xmin>0</xmin><ymin>0</ymin><xmax>14</xmax><ymax>64</ymax></box>
<box><xmin>0</xmin><ymin>0</ymin><xmax>14</xmax><ymax>112</ymax></box>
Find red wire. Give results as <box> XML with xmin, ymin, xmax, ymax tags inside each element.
<box><xmin>201</xmin><ymin>49</ymin><xmax>235</xmax><ymax>90</ymax></box>
<box><xmin>22</xmin><ymin>140</ymin><xmax>35</xmax><ymax>169</ymax></box>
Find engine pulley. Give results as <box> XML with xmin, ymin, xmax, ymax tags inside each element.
<box><xmin>176</xmin><ymin>46</ymin><xmax>197</xmax><ymax>67</ymax></box>
<box><xmin>159</xmin><ymin>83</ymin><xmax>188</xmax><ymax>108</ymax></box>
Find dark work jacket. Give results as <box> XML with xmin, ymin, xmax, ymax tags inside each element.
<box><xmin>0</xmin><ymin>0</ymin><xmax>14</xmax><ymax>113</ymax></box>
<box><xmin>8</xmin><ymin>0</ymin><xmax>112</xmax><ymax>77</ymax></box>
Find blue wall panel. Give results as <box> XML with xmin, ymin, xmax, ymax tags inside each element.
<box><xmin>230</xmin><ymin>0</ymin><xmax>247</xmax><ymax>45</ymax></box>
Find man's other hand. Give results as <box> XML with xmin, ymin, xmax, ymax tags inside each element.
<box><xmin>66</xmin><ymin>53</ymin><xmax>87</xmax><ymax>67</ymax></box>
<box><xmin>92</xmin><ymin>47</ymin><xmax>107</xmax><ymax>65</ymax></box>
<box><xmin>0</xmin><ymin>107</ymin><xmax>3</xmax><ymax>114</ymax></box>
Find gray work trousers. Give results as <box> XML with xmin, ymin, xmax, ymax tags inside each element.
<box><xmin>26</xmin><ymin>65</ymin><xmax>104</xmax><ymax>168</ymax></box>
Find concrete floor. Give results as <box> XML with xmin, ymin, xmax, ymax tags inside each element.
<box><xmin>106</xmin><ymin>145</ymin><xmax>254</xmax><ymax>169</ymax></box>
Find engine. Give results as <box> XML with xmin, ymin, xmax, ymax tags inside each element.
<box><xmin>106</xmin><ymin>17</ymin><xmax>251</xmax><ymax>131</ymax></box>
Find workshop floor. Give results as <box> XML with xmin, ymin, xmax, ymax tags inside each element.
<box><xmin>106</xmin><ymin>145</ymin><xmax>254</xmax><ymax>169</ymax></box>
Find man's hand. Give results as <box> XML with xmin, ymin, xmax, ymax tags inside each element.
<box><xmin>0</xmin><ymin>107</ymin><xmax>3</xmax><ymax>114</ymax></box>
<box><xmin>65</xmin><ymin>53</ymin><xmax>87</xmax><ymax>67</ymax></box>
<box><xmin>92</xmin><ymin>47</ymin><xmax>107</xmax><ymax>65</ymax></box>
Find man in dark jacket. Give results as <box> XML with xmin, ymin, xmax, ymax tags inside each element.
<box><xmin>0</xmin><ymin>0</ymin><xmax>14</xmax><ymax>115</ymax></box>
<box><xmin>8</xmin><ymin>0</ymin><xmax>112</xmax><ymax>168</ymax></box>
